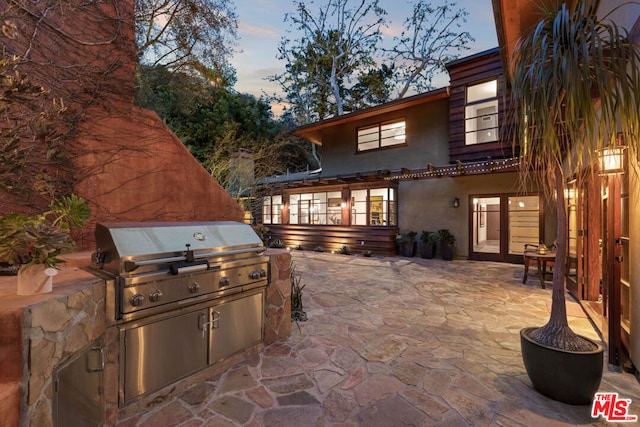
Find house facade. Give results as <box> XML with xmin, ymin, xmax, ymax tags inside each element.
<box><xmin>262</xmin><ymin>0</ymin><xmax>640</xmax><ymax>371</ymax></box>
<box><xmin>260</xmin><ymin>48</ymin><xmax>555</xmax><ymax>261</ymax></box>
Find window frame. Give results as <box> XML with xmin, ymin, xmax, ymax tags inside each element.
<box><xmin>356</xmin><ymin>119</ymin><xmax>406</xmax><ymax>152</ymax></box>
<box><xmin>464</xmin><ymin>79</ymin><xmax>499</xmax><ymax>146</ymax></box>
<box><xmin>262</xmin><ymin>186</ymin><xmax>397</xmax><ymax>227</ymax></box>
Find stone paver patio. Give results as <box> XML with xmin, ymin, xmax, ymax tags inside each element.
<box><xmin>117</xmin><ymin>251</ymin><xmax>640</xmax><ymax>426</ymax></box>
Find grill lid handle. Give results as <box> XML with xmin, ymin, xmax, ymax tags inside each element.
<box><xmin>169</xmin><ymin>259</ymin><xmax>209</xmax><ymax>275</ymax></box>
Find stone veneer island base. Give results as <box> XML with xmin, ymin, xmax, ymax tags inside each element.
<box><xmin>0</xmin><ymin>249</ymin><xmax>291</xmax><ymax>426</ymax></box>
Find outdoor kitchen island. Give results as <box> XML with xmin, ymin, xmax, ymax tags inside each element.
<box><xmin>0</xmin><ymin>238</ymin><xmax>292</xmax><ymax>427</ymax></box>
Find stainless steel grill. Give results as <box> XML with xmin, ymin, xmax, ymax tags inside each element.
<box><xmin>91</xmin><ymin>221</ymin><xmax>268</xmax><ymax>405</ymax></box>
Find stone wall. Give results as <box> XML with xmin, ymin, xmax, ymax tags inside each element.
<box><xmin>264</xmin><ymin>250</ymin><xmax>293</xmax><ymax>344</ymax></box>
<box><xmin>23</xmin><ymin>274</ymin><xmax>106</xmax><ymax>427</ymax></box>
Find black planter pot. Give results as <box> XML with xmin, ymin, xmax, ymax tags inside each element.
<box><xmin>419</xmin><ymin>242</ymin><xmax>436</xmax><ymax>259</ymax></box>
<box><xmin>399</xmin><ymin>242</ymin><xmax>415</xmax><ymax>257</ymax></box>
<box><xmin>520</xmin><ymin>327</ymin><xmax>604</xmax><ymax>405</ymax></box>
<box><xmin>440</xmin><ymin>243</ymin><xmax>454</xmax><ymax>260</ymax></box>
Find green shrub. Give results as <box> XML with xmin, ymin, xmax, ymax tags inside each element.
<box><xmin>338</xmin><ymin>245</ymin><xmax>352</xmax><ymax>255</ymax></box>
<box><xmin>269</xmin><ymin>239</ymin><xmax>286</xmax><ymax>248</ymax></box>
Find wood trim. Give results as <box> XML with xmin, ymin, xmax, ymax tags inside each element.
<box><xmin>447</xmin><ymin>50</ymin><xmax>515</xmax><ymax>163</ymax></box>
<box><xmin>606</xmin><ymin>175</ymin><xmax>622</xmax><ymax>365</ymax></box>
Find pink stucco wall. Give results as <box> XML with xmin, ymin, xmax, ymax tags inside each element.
<box><xmin>2</xmin><ymin>0</ymin><xmax>243</xmax><ymax>250</ymax></box>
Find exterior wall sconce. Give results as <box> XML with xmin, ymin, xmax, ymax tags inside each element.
<box><xmin>597</xmin><ymin>146</ymin><xmax>627</xmax><ymax>175</ymax></box>
<box><xmin>452</xmin><ymin>197</ymin><xmax>460</xmax><ymax>208</ymax></box>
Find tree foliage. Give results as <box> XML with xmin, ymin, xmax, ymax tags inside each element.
<box><xmin>0</xmin><ymin>20</ymin><xmax>72</xmax><ymax>209</ymax></box>
<box><xmin>389</xmin><ymin>1</ymin><xmax>474</xmax><ymax>98</ymax></box>
<box><xmin>135</xmin><ymin>0</ymin><xmax>238</xmax><ymax>75</ymax></box>
<box><xmin>270</xmin><ymin>0</ymin><xmax>475</xmax><ymax>122</ymax></box>
<box><xmin>136</xmin><ymin>66</ymin><xmax>316</xmax><ymax>195</ymax></box>
<box><xmin>508</xmin><ymin>0</ymin><xmax>640</xmax><ymax>350</ymax></box>
<box><xmin>270</xmin><ymin>0</ymin><xmax>388</xmax><ymax>121</ymax></box>
<box><xmin>205</xmin><ymin>124</ymin><xmax>303</xmax><ymax>207</ymax></box>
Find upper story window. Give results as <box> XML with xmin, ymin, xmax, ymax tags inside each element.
<box><xmin>465</xmin><ymin>80</ymin><xmax>498</xmax><ymax>145</ymax></box>
<box><xmin>357</xmin><ymin>120</ymin><xmax>406</xmax><ymax>152</ymax></box>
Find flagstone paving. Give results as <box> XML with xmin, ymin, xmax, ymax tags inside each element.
<box><xmin>117</xmin><ymin>252</ymin><xmax>640</xmax><ymax>426</ymax></box>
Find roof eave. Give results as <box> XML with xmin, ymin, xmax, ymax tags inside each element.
<box><xmin>290</xmin><ymin>87</ymin><xmax>449</xmax><ymax>146</ymax></box>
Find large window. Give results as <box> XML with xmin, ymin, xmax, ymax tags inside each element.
<box><xmin>262</xmin><ymin>188</ymin><xmax>397</xmax><ymax>227</ymax></box>
<box><xmin>465</xmin><ymin>80</ymin><xmax>498</xmax><ymax>145</ymax></box>
<box><xmin>357</xmin><ymin>120</ymin><xmax>406</xmax><ymax>152</ymax></box>
<box><xmin>352</xmin><ymin>188</ymin><xmax>397</xmax><ymax>226</ymax></box>
<box><xmin>262</xmin><ymin>195</ymin><xmax>282</xmax><ymax>224</ymax></box>
<box><xmin>289</xmin><ymin>191</ymin><xmax>342</xmax><ymax>225</ymax></box>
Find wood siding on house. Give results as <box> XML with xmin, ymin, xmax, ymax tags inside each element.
<box><xmin>446</xmin><ymin>49</ymin><xmax>515</xmax><ymax>163</ymax></box>
<box><xmin>266</xmin><ymin>224</ymin><xmax>399</xmax><ymax>256</ymax></box>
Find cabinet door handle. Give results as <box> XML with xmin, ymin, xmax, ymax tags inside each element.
<box><xmin>212</xmin><ymin>311</ymin><xmax>221</xmax><ymax>329</ymax></box>
<box><xmin>199</xmin><ymin>312</ymin><xmax>211</xmax><ymax>338</ymax></box>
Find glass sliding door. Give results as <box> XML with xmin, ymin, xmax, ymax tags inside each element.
<box><xmin>470</xmin><ymin>194</ymin><xmax>541</xmax><ymax>262</ymax></box>
<box><xmin>508</xmin><ymin>196</ymin><xmax>540</xmax><ymax>254</ymax></box>
<box><xmin>472</xmin><ymin>197</ymin><xmax>501</xmax><ymax>255</ymax></box>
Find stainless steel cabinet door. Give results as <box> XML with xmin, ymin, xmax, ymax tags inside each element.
<box><xmin>209</xmin><ymin>291</ymin><xmax>264</xmax><ymax>364</ymax></box>
<box><xmin>123</xmin><ymin>308</ymin><xmax>208</xmax><ymax>402</ymax></box>
<box><xmin>53</xmin><ymin>339</ymin><xmax>104</xmax><ymax>427</ymax></box>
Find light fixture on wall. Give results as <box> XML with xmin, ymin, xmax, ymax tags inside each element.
<box><xmin>597</xmin><ymin>146</ymin><xmax>626</xmax><ymax>175</ymax></box>
<box><xmin>452</xmin><ymin>197</ymin><xmax>460</xmax><ymax>208</ymax></box>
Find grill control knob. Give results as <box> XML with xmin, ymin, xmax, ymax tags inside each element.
<box><xmin>249</xmin><ymin>271</ymin><xmax>260</xmax><ymax>280</ymax></box>
<box><xmin>149</xmin><ymin>290</ymin><xmax>162</xmax><ymax>302</ymax></box>
<box><xmin>130</xmin><ymin>294</ymin><xmax>145</xmax><ymax>307</ymax></box>
<box><xmin>188</xmin><ymin>282</ymin><xmax>200</xmax><ymax>294</ymax></box>
<box><xmin>219</xmin><ymin>277</ymin><xmax>230</xmax><ymax>287</ymax></box>
<box><xmin>259</xmin><ymin>269</ymin><xmax>267</xmax><ymax>278</ymax></box>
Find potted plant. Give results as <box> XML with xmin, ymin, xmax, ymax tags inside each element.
<box><xmin>508</xmin><ymin>0</ymin><xmax>639</xmax><ymax>405</ymax></box>
<box><xmin>0</xmin><ymin>194</ymin><xmax>90</xmax><ymax>295</ymax></box>
<box><xmin>419</xmin><ymin>231</ymin><xmax>438</xmax><ymax>259</ymax></box>
<box><xmin>395</xmin><ymin>231</ymin><xmax>416</xmax><ymax>257</ymax></box>
<box><xmin>437</xmin><ymin>229</ymin><xmax>455</xmax><ymax>261</ymax></box>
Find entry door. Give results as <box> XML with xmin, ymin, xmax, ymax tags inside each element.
<box><xmin>566</xmin><ymin>174</ymin><xmax>602</xmax><ymax>303</ymax></box>
<box><xmin>469</xmin><ymin>194</ymin><xmax>541</xmax><ymax>263</ymax></box>
<box><xmin>602</xmin><ymin>172</ymin><xmax>629</xmax><ymax>366</ymax></box>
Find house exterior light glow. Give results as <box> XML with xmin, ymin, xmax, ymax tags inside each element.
<box><xmin>597</xmin><ymin>146</ymin><xmax>627</xmax><ymax>175</ymax></box>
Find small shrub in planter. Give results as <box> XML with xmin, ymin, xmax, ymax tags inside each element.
<box><xmin>313</xmin><ymin>246</ymin><xmax>325</xmax><ymax>252</ymax></box>
<box><xmin>361</xmin><ymin>250</ymin><xmax>373</xmax><ymax>257</ymax></box>
<box><xmin>419</xmin><ymin>231</ymin><xmax>438</xmax><ymax>259</ymax></box>
<box><xmin>437</xmin><ymin>229</ymin><xmax>455</xmax><ymax>261</ymax></box>
<box><xmin>395</xmin><ymin>231</ymin><xmax>417</xmax><ymax>257</ymax></box>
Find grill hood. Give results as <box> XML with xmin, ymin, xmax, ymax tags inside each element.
<box><xmin>94</xmin><ymin>221</ymin><xmax>265</xmax><ymax>276</ymax></box>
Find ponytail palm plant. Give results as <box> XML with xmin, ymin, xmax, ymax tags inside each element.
<box><xmin>508</xmin><ymin>0</ymin><xmax>640</xmax><ymax>351</ymax></box>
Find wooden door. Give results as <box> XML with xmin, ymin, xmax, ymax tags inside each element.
<box><xmin>603</xmin><ymin>173</ymin><xmax>626</xmax><ymax>365</ymax></box>
<box><xmin>469</xmin><ymin>194</ymin><xmax>542</xmax><ymax>263</ymax></box>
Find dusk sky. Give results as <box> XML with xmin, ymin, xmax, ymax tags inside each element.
<box><xmin>229</xmin><ymin>0</ymin><xmax>499</xmax><ymax>106</ymax></box>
